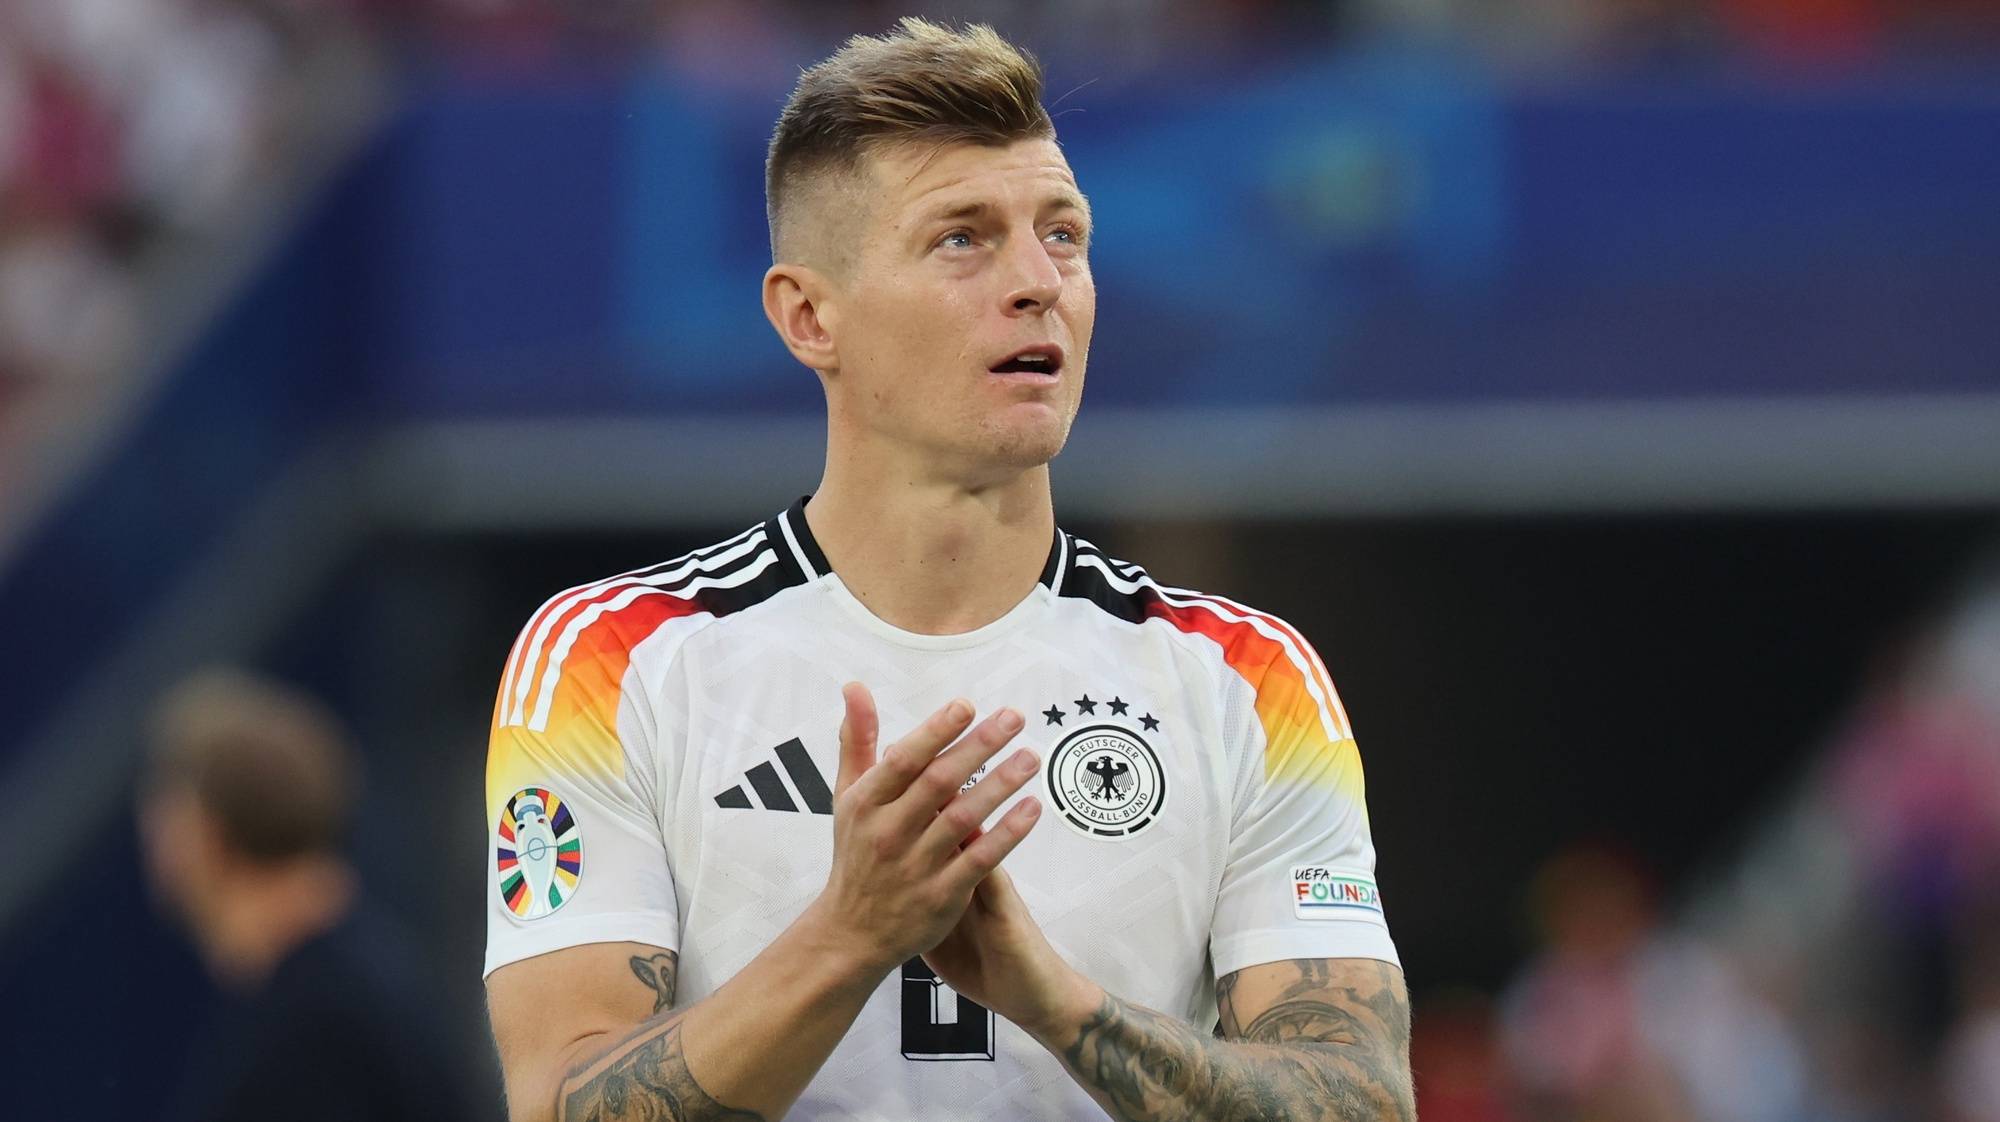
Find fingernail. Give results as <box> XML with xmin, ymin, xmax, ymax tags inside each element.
<box><xmin>949</xmin><ymin>698</ymin><xmax>973</xmax><ymax>721</ymax></box>
<box><xmin>997</xmin><ymin>708</ymin><xmax>1024</xmax><ymax>734</ymax></box>
<box><xmin>1015</xmin><ymin>749</ymin><xmax>1039</xmax><ymax>773</ymax></box>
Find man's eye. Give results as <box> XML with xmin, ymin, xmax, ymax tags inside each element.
<box><xmin>939</xmin><ymin>231</ymin><xmax>974</xmax><ymax>249</ymax></box>
<box><xmin>1047</xmin><ymin>225</ymin><xmax>1084</xmax><ymax>246</ymax></box>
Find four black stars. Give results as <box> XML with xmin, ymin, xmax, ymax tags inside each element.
<box><xmin>1043</xmin><ymin>695</ymin><xmax>1161</xmax><ymax>732</ymax></box>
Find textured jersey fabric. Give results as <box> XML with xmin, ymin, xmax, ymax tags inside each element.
<box><xmin>484</xmin><ymin>498</ymin><xmax>1397</xmax><ymax>1120</ymax></box>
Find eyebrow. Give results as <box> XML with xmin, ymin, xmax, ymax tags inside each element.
<box><xmin>921</xmin><ymin>192</ymin><xmax>1092</xmax><ymax>226</ymax></box>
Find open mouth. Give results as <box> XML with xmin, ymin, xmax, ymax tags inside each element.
<box><xmin>989</xmin><ymin>344</ymin><xmax>1065</xmax><ymax>378</ymax></box>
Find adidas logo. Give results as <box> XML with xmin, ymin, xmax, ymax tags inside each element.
<box><xmin>713</xmin><ymin>738</ymin><xmax>832</xmax><ymax>815</ymax></box>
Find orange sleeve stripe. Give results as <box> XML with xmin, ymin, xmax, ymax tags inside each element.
<box><xmin>497</xmin><ymin>581</ymin><xmax>610</xmax><ymax>728</ymax></box>
<box><xmin>1137</xmin><ymin>594</ymin><xmax>1356</xmax><ymax>787</ymax></box>
<box><xmin>1196</xmin><ymin>591</ymin><xmax>1349</xmax><ymax>735</ymax></box>
<box><xmin>1138</xmin><ymin>595</ymin><xmax>1342</xmax><ymax>738</ymax></box>
<box><xmin>496</xmin><ymin>582</ymin><xmax>626</xmax><ymax>734</ymax></box>
<box><xmin>542</xmin><ymin>589</ymin><xmax>704</xmax><ymax>737</ymax></box>
<box><xmin>495</xmin><ymin>580</ymin><xmax>712</xmax><ymax>734</ymax></box>
<box><xmin>486</xmin><ymin>590</ymin><xmax>707</xmax><ymax>811</ymax></box>
<box><xmin>496</xmin><ymin>563</ymin><xmax>690</xmax><ymax>731</ymax></box>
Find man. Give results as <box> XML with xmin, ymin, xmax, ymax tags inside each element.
<box><xmin>485</xmin><ymin>18</ymin><xmax>1411</xmax><ymax>1121</ymax></box>
<box><xmin>140</xmin><ymin>669</ymin><xmax>490</xmax><ymax>1122</ymax></box>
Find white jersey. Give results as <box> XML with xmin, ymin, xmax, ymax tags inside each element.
<box><xmin>485</xmin><ymin>500</ymin><xmax>1398</xmax><ymax>1121</ymax></box>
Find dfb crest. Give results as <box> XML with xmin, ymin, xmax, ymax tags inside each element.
<box><xmin>1045</xmin><ymin>724</ymin><xmax>1166</xmax><ymax>839</ymax></box>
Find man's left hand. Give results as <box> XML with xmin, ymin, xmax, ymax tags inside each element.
<box><xmin>922</xmin><ymin>867</ymin><xmax>1102</xmax><ymax>1043</ymax></box>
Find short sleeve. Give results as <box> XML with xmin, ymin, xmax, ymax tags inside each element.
<box><xmin>1209</xmin><ymin>627</ymin><xmax>1398</xmax><ymax>980</ymax></box>
<box><xmin>483</xmin><ymin>591</ymin><xmax>682</xmax><ymax>977</ymax></box>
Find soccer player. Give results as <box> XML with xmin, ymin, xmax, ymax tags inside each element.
<box><xmin>484</xmin><ymin>18</ymin><xmax>1409</xmax><ymax>1122</ymax></box>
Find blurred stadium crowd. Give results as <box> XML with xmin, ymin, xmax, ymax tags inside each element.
<box><xmin>0</xmin><ymin>0</ymin><xmax>368</xmax><ymax>524</ymax></box>
<box><xmin>370</xmin><ymin>0</ymin><xmax>2000</xmax><ymax>66</ymax></box>
<box><xmin>5</xmin><ymin>3</ymin><xmax>2000</xmax><ymax>1121</ymax></box>
<box><xmin>1463</xmin><ymin>562</ymin><xmax>2000</xmax><ymax>1122</ymax></box>
<box><xmin>5</xmin><ymin>0</ymin><xmax>1997</xmax><ymax>508</ymax></box>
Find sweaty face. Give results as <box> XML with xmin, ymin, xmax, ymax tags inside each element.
<box><xmin>826</xmin><ymin>137</ymin><xmax>1094</xmax><ymax>481</ymax></box>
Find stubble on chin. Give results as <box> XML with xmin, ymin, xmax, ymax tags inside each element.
<box><xmin>977</xmin><ymin>405</ymin><xmax>1074</xmax><ymax>471</ymax></box>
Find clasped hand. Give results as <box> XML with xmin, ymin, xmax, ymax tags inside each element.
<box><xmin>808</xmin><ymin>683</ymin><xmax>1097</xmax><ymax>1043</ymax></box>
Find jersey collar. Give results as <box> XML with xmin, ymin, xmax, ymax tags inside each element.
<box><xmin>773</xmin><ymin>496</ymin><xmax>1069</xmax><ymax>594</ymax></box>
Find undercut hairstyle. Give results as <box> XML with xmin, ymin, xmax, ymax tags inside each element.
<box><xmin>765</xmin><ymin>17</ymin><xmax>1055</xmax><ymax>262</ymax></box>
<box><xmin>146</xmin><ymin>669</ymin><xmax>356</xmax><ymax>863</ymax></box>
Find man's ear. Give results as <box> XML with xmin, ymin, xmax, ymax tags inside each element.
<box><xmin>762</xmin><ymin>263</ymin><xmax>840</xmax><ymax>372</ymax></box>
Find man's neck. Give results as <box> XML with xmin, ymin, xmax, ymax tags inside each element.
<box><xmin>805</xmin><ymin>460</ymin><xmax>1055</xmax><ymax>636</ymax></box>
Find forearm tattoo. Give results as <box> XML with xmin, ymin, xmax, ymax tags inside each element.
<box><xmin>557</xmin><ymin>951</ymin><xmax>769</xmax><ymax>1122</ymax></box>
<box><xmin>1059</xmin><ymin>959</ymin><xmax>1413</xmax><ymax>1122</ymax></box>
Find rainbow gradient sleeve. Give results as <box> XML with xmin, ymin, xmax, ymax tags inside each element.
<box><xmin>1151</xmin><ymin>600</ymin><xmax>1397</xmax><ymax>979</ymax></box>
<box><xmin>483</xmin><ymin>585</ymin><xmax>696</xmax><ymax>978</ymax></box>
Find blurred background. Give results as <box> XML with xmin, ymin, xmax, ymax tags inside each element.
<box><xmin>2</xmin><ymin>0</ymin><xmax>1999</xmax><ymax>1118</ymax></box>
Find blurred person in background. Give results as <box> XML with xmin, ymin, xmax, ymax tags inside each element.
<box><xmin>1806</xmin><ymin>573</ymin><xmax>2000</xmax><ymax>1121</ymax></box>
<box><xmin>1501</xmin><ymin>842</ymin><xmax>1810</xmax><ymax>1122</ymax></box>
<box><xmin>1501</xmin><ymin>845</ymin><xmax>1683</xmax><ymax>1122</ymax></box>
<box><xmin>138</xmin><ymin>669</ymin><xmax>490</xmax><ymax>1122</ymax></box>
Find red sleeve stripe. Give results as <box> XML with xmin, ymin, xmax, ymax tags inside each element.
<box><xmin>510</xmin><ymin>548</ymin><xmax>783</xmax><ymax>731</ymax></box>
<box><xmin>496</xmin><ymin>523</ymin><xmax>767</xmax><ymax>721</ymax></box>
<box><xmin>1069</xmin><ymin>554</ymin><xmax>1347</xmax><ymax>741</ymax></box>
<box><xmin>498</xmin><ymin>527</ymin><xmax>769</xmax><ymax>728</ymax></box>
<box><xmin>507</xmin><ymin>582</ymin><xmax>709</xmax><ymax>732</ymax></box>
<box><xmin>1152</xmin><ymin>585</ymin><xmax>1349</xmax><ymax>736</ymax></box>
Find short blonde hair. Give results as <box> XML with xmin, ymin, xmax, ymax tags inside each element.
<box><xmin>766</xmin><ymin>18</ymin><xmax>1054</xmax><ymax>260</ymax></box>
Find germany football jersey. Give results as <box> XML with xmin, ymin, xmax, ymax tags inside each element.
<box><xmin>485</xmin><ymin>499</ymin><xmax>1397</xmax><ymax>1120</ymax></box>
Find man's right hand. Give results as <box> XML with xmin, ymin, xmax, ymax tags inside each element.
<box><xmin>807</xmin><ymin>682</ymin><xmax>1043</xmax><ymax>973</ymax></box>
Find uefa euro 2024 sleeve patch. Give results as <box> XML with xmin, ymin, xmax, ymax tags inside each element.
<box><xmin>1292</xmin><ymin>866</ymin><xmax>1383</xmax><ymax>919</ymax></box>
<box><xmin>496</xmin><ymin>786</ymin><xmax>582</xmax><ymax>920</ymax></box>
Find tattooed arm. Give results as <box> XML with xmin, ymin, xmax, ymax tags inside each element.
<box><xmin>1035</xmin><ymin>957</ymin><xmax>1413</xmax><ymax>1122</ymax></box>
<box><xmin>485</xmin><ymin>910</ymin><xmax>885</xmax><ymax>1122</ymax></box>
<box><xmin>486</xmin><ymin>690</ymin><xmax>1046</xmax><ymax>1122</ymax></box>
<box><xmin>551</xmin><ymin>950</ymin><xmax>769</xmax><ymax>1122</ymax></box>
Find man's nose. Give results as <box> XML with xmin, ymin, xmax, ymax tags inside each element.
<box><xmin>1001</xmin><ymin>235</ymin><xmax>1062</xmax><ymax>315</ymax></box>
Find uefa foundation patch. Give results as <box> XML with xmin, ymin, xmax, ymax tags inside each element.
<box><xmin>1292</xmin><ymin>866</ymin><xmax>1382</xmax><ymax>919</ymax></box>
<box><xmin>496</xmin><ymin>786</ymin><xmax>582</xmax><ymax>919</ymax></box>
